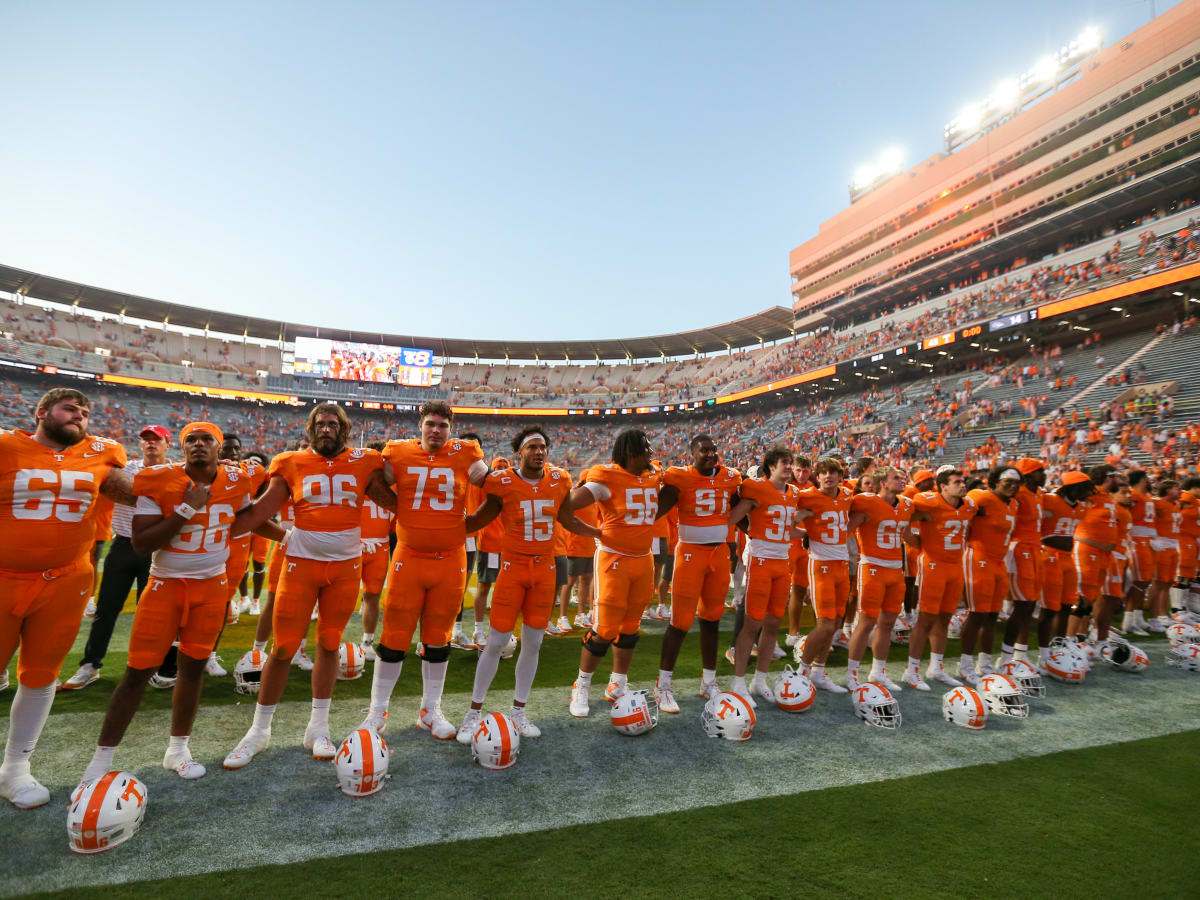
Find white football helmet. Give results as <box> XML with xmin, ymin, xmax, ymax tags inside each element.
<box><xmin>1166</xmin><ymin>643</ymin><xmax>1200</xmax><ymax>671</ymax></box>
<box><xmin>335</xmin><ymin>728</ymin><xmax>390</xmax><ymax>797</ymax></box>
<box><xmin>1100</xmin><ymin>638</ymin><xmax>1150</xmax><ymax>672</ymax></box>
<box><xmin>470</xmin><ymin>712</ymin><xmax>520</xmax><ymax>769</ymax></box>
<box><xmin>852</xmin><ymin>682</ymin><xmax>901</xmax><ymax>731</ymax></box>
<box><xmin>337</xmin><ymin>642</ymin><xmax>367</xmax><ymax>680</ymax></box>
<box><xmin>978</xmin><ymin>673</ymin><xmax>1029</xmax><ymax>719</ymax></box>
<box><xmin>67</xmin><ymin>771</ymin><xmax>147</xmax><ymax>854</ymax></box>
<box><xmin>791</xmin><ymin>634</ymin><xmax>808</xmax><ymax>665</ymax></box>
<box><xmin>1041</xmin><ymin>647</ymin><xmax>1087</xmax><ymax>683</ymax></box>
<box><xmin>1168</xmin><ymin>609</ymin><xmax>1200</xmax><ymax>626</ymax></box>
<box><xmin>772</xmin><ymin>665</ymin><xmax>815</xmax><ymax>712</ymax></box>
<box><xmin>1165</xmin><ymin>622</ymin><xmax>1200</xmax><ymax>647</ymax></box>
<box><xmin>947</xmin><ymin>609</ymin><xmax>968</xmax><ymax>640</ymax></box>
<box><xmin>233</xmin><ymin>649</ymin><xmax>267</xmax><ymax>695</ymax></box>
<box><xmin>890</xmin><ymin>616</ymin><xmax>911</xmax><ymax>646</ymax></box>
<box><xmin>611</xmin><ymin>690</ymin><xmax>658</xmax><ymax>736</ymax></box>
<box><xmin>701</xmin><ymin>691</ymin><xmax>756</xmax><ymax>741</ymax></box>
<box><xmin>996</xmin><ymin>658</ymin><xmax>1046</xmax><ymax>699</ymax></box>
<box><xmin>942</xmin><ymin>686</ymin><xmax>987</xmax><ymax>730</ymax></box>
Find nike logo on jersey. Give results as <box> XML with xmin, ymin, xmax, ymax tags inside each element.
<box><xmin>83</xmin><ymin>452</ymin><xmax>102</xmax><ymax>458</ymax></box>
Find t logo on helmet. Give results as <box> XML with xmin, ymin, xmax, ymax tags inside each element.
<box><xmin>717</xmin><ymin>698</ymin><xmax>736</xmax><ymax>719</ymax></box>
<box><xmin>121</xmin><ymin>781</ymin><xmax>145</xmax><ymax>807</ymax></box>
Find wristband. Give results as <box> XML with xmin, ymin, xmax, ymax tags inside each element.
<box><xmin>174</xmin><ymin>502</ymin><xmax>197</xmax><ymax>520</ymax></box>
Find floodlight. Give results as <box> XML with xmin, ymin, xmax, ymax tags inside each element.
<box><xmin>1032</xmin><ymin>55</ymin><xmax>1058</xmax><ymax>83</ymax></box>
<box><xmin>1077</xmin><ymin>27</ymin><xmax>1101</xmax><ymax>52</ymax></box>
<box><xmin>992</xmin><ymin>78</ymin><xmax>1020</xmax><ymax>108</ymax></box>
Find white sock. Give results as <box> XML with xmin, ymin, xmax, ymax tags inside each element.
<box><xmin>421</xmin><ymin>659</ymin><xmax>448</xmax><ymax>710</ymax></box>
<box><xmin>999</xmin><ymin>643</ymin><xmax>1014</xmax><ymax>663</ymax></box>
<box><xmin>658</xmin><ymin>668</ymin><xmax>673</xmax><ymax>687</ymax></box>
<box><xmin>847</xmin><ymin>659</ymin><xmax>860</xmax><ymax>681</ymax></box>
<box><xmin>370</xmin><ymin>660</ymin><xmax>403</xmax><ymax>713</ymax></box>
<box><xmin>513</xmin><ymin>627</ymin><xmax>544</xmax><ymax>705</ymax></box>
<box><xmin>906</xmin><ymin>656</ymin><xmax>920</xmax><ymax>671</ymax></box>
<box><xmin>731</xmin><ymin>675</ymin><xmax>748</xmax><ymax>695</ymax></box>
<box><xmin>166</xmin><ymin>735</ymin><xmax>189</xmax><ymax>757</ymax></box>
<box><xmin>0</xmin><ymin>684</ymin><xmax>56</xmax><ymax>777</ymax></box>
<box><xmin>472</xmin><ymin>630</ymin><xmax>508</xmax><ymax>705</ymax></box>
<box><xmin>977</xmin><ymin>652</ymin><xmax>992</xmax><ymax>670</ymax></box>
<box><xmin>362</xmin><ymin>632</ymin><xmax>374</xmax><ymax>645</ymax></box>
<box><xmin>930</xmin><ymin>652</ymin><xmax>944</xmax><ymax>670</ymax></box>
<box><xmin>868</xmin><ymin>660</ymin><xmax>885</xmax><ymax>680</ymax></box>
<box><xmin>701</xmin><ymin>668</ymin><xmax>717</xmax><ymax>684</ymax></box>
<box><xmin>576</xmin><ymin>669</ymin><xmax>593</xmax><ymax>687</ymax></box>
<box><xmin>308</xmin><ymin>698</ymin><xmax>331</xmax><ymax>732</ymax></box>
<box><xmin>959</xmin><ymin>653</ymin><xmax>972</xmax><ymax>669</ymax></box>
<box><xmin>812</xmin><ymin>663</ymin><xmax>826</xmax><ymax>678</ymax></box>
<box><xmin>252</xmin><ymin>640</ymin><xmax>267</xmax><ymax>652</ymax></box>
<box><xmin>1038</xmin><ymin>647</ymin><xmax>1050</xmax><ymax>663</ymax></box>
<box><xmin>82</xmin><ymin>745</ymin><xmax>116</xmax><ymax>782</ymax></box>
<box><xmin>751</xmin><ymin>671</ymin><xmax>767</xmax><ymax>690</ymax></box>
<box><xmin>609</xmin><ymin>671</ymin><xmax>628</xmax><ymax>688</ymax></box>
<box><xmin>251</xmin><ymin>702</ymin><xmax>276</xmax><ymax>734</ymax></box>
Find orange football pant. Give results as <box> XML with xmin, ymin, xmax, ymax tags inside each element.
<box><xmin>1106</xmin><ymin>552</ymin><xmax>1128</xmax><ymax>597</ymax></box>
<box><xmin>594</xmin><ymin>550</ymin><xmax>654</xmax><ymax>642</ymax></box>
<box><xmin>489</xmin><ymin>552</ymin><xmax>557</xmax><ymax>632</ymax></box>
<box><xmin>225</xmin><ymin>538</ymin><xmax>251</xmax><ymax>595</ymax></box>
<box><xmin>1074</xmin><ymin>545</ymin><xmax>1113</xmax><ymax>603</ymax></box>
<box><xmin>380</xmin><ymin>544</ymin><xmax>467</xmax><ymax>650</ymax></box>
<box><xmin>808</xmin><ymin>556</ymin><xmax>850</xmax><ymax>619</ymax></box>
<box><xmin>789</xmin><ymin>542</ymin><xmax>809</xmax><ymax>587</ymax></box>
<box><xmin>267</xmin><ymin>543</ymin><xmax>284</xmax><ymax>593</ymax></box>
<box><xmin>128</xmin><ymin>574</ymin><xmax>228</xmax><ymax>668</ymax></box>
<box><xmin>917</xmin><ymin>554</ymin><xmax>965</xmax><ymax>616</ymax></box>
<box><xmin>1154</xmin><ymin>546</ymin><xmax>1179</xmax><ymax>584</ymax></box>
<box><xmin>273</xmin><ymin>556</ymin><xmax>362</xmax><ymax>656</ymax></box>
<box><xmin>1128</xmin><ymin>538</ymin><xmax>1155</xmax><ymax>583</ymax></box>
<box><xmin>670</xmin><ymin>543</ymin><xmax>731</xmax><ymax>630</ymax></box>
<box><xmin>361</xmin><ymin>545</ymin><xmax>390</xmax><ymax>595</ymax></box>
<box><xmin>856</xmin><ymin>561</ymin><xmax>904</xmax><ymax>618</ymax></box>
<box><xmin>963</xmin><ymin>549</ymin><xmax>1008</xmax><ymax>614</ymax></box>
<box><xmin>1039</xmin><ymin>548</ymin><xmax>1076</xmax><ymax>612</ymax></box>
<box><xmin>1006</xmin><ymin>541</ymin><xmax>1041</xmax><ymax>605</ymax></box>
<box><xmin>250</xmin><ymin>534</ymin><xmax>271</xmax><ymax>565</ymax></box>
<box><xmin>0</xmin><ymin>556</ymin><xmax>94</xmax><ymax>688</ymax></box>
<box><xmin>745</xmin><ymin>555</ymin><xmax>790</xmax><ymax>620</ymax></box>
<box><xmin>1179</xmin><ymin>539</ymin><xmax>1197</xmax><ymax>580</ymax></box>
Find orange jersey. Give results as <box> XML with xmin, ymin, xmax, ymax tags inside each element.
<box><xmin>230</xmin><ymin>458</ymin><xmax>269</xmax><ymax>548</ymax></box>
<box><xmin>482</xmin><ymin>465</ymin><xmax>573</xmax><ymax>556</ymax></box>
<box><xmin>796</xmin><ymin>486</ymin><xmax>854</xmax><ymax>561</ymax></box>
<box><xmin>912</xmin><ymin>491</ymin><xmax>978</xmax><ymax>563</ymax></box>
<box><xmin>386</xmin><ymin>437</ymin><xmax>486</xmax><ymax>553</ymax></box>
<box><xmin>0</xmin><ymin>429</ymin><xmax>126</xmax><ymax>571</ymax></box>
<box><xmin>1076</xmin><ymin>490</ymin><xmax>1119</xmax><ymax>546</ymax></box>
<box><xmin>1129</xmin><ymin>489</ymin><xmax>1157</xmax><ymax>538</ymax></box>
<box><xmin>1040</xmin><ymin>493</ymin><xmax>1082</xmax><ymax>540</ymax></box>
<box><xmin>269</xmin><ymin>446</ymin><xmax>384</xmax><ymax>560</ymax></box>
<box><xmin>966</xmin><ymin>489</ymin><xmax>1017</xmax><ymax>563</ymax></box>
<box><xmin>740</xmin><ymin>478</ymin><xmax>800</xmax><ymax>559</ymax></box>
<box><xmin>664</xmin><ymin>464</ymin><xmax>742</xmax><ymax>545</ymax></box>
<box><xmin>133</xmin><ymin>462</ymin><xmax>255</xmax><ymax>579</ymax></box>
<box><xmin>360</xmin><ymin>498</ymin><xmax>394</xmax><ymax>542</ymax></box>
<box><xmin>1152</xmin><ymin>497</ymin><xmax>1182</xmax><ymax>541</ymax></box>
<box><xmin>1180</xmin><ymin>491</ymin><xmax>1200</xmax><ymax>539</ymax></box>
<box><xmin>465</xmin><ymin>482</ymin><xmax>486</xmax><ymax>538</ymax></box>
<box><xmin>1011</xmin><ymin>485</ymin><xmax>1043</xmax><ymax>545</ymax></box>
<box><xmin>1115</xmin><ymin>503</ymin><xmax>1132</xmax><ymax>545</ymax></box>
<box><xmin>93</xmin><ymin>495</ymin><xmax>115</xmax><ymax>541</ymax></box>
<box><xmin>583</xmin><ymin>463</ymin><xmax>662</xmax><ymax>557</ymax></box>
<box><xmin>849</xmin><ymin>492</ymin><xmax>912</xmax><ymax>566</ymax></box>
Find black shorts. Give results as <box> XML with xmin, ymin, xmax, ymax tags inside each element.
<box><xmin>476</xmin><ymin>551</ymin><xmax>500</xmax><ymax>585</ymax></box>
<box><xmin>555</xmin><ymin>555</ymin><xmax>568</xmax><ymax>588</ymax></box>
<box><xmin>657</xmin><ymin>555</ymin><xmax>675</xmax><ymax>581</ymax></box>
<box><xmin>568</xmin><ymin>556</ymin><xmax>594</xmax><ymax>576</ymax></box>
<box><xmin>465</xmin><ymin>549</ymin><xmax>477</xmax><ymax>573</ymax></box>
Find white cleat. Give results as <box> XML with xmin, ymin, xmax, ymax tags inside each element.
<box><xmin>417</xmin><ymin>706</ymin><xmax>456</xmax><ymax>740</ymax></box>
<box><xmin>60</xmin><ymin>663</ymin><xmax>100</xmax><ymax>691</ymax></box>
<box><xmin>569</xmin><ymin>681</ymin><xmax>590</xmax><ymax>718</ymax></box>
<box><xmin>556</xmin><ymin>615</ymin><xmax>572</xmax><ymax>633</ymax></box>
<box><xmin>303</xmin><ymin>727</ymin><xmax>337</xmax><ymax>760</ymax></box>
<box><xmin>956</xmin><ymin>666</ymin><xmax>980</xmax><ymax>686</ymax></box>
<box><xmin>772</xmin><ymin>644</ymin><xmax>787</xmax><ymax>660</ymax></box>
<box><xmin>501</xmin><ymin>634</ymin><xmax>518</xmax><ymax>659</ymax></box>
<box><xmin>450</xmin><ymin>629</ymin><xmax>471</xmax><ymax>650</ymax></box>
<box><xmin>544</xmin><ymin>620</ymin><xmax>565</xmax><ymax>637</ymax></box>
<box><xmin>163</xmin><ymin>751</ymin><xmax>206</xmax><ymax>780</ymax></box>
<box><xmin>509</xmin><ymin>708</ymin><xmax>541</xmax><ymax>738</ymax></box>
<box><xmin>784</xmin><ymin>633</ymin><xmax>800</xmax><ymax>648</ymax></box>
<box><xmin>699</xmin><ymin>679</ymin><xmax>720</xmax><ymax>701</ymax></box>
<box><xmin>845</xmin><ymin>674</ymin><xmax>861</xmax><ymax>692</ymax></box>
<box><xmin>358</xmin><ymin>708</ymin><xmax>388</xmax><ymax>735</ymax></box>
<box><xmin>1146</xmin><ymin>619</ymin><xmax>1167</xmax><ymax>633</ymax></box>
<box><xmin>903</xmin><ymin>670</ymin><xmax>931</xmax><ymax>692</ymax></box>
<box><xmin>604</xmin><ymin>679</ymin><xmax>626</xmax><ymax>703</ymax></box>
<box><xmin>573</xmin><ymin>613</ymin><xmax>590</xmax><ymax>629</ymax></box>
<box><xmin>656</xmin><ymin>603</ymin><xmax>671</xmax><ymax>621</ymax></box>
<box><xmin>226</xmin><ymin>604</ymin><xmax>240</xmax><ymax>626</ymax></box>
<box><xmin>654</xmin><ymin>679</ymin><xmax>680</xmax><ymax>714</ymax></box>
<box><xmin>928</xmin><ymin>667</ymin><xmax>963</xmax><ymax>687</ymax></box>
<box><xmin>471</xmin><ymin>630</ymin><xmax>487</xmax><ymax>651</ymax></box>
<box><xmin>292</xmin><ymin>648</ymin><xmax>314</xmax><ymax>671</ymax></box>
<box><xmin>751</xmin><ymin>680</ymin><xmax>777</xmax><ymax>705</ymax></box>
<box><xmin>223</xmin><ymin>730</ymin><xmax>270</xmax><ymax>770</ymax></box>
<box><xmin>0</xmin><ymin>771</ymin><xmax>50</xmax><ymax>809</ymax></box>
<box><xmin>83</xmin><ymin>598</ymin><xmax>97</xmax><ymax>619</ymax></box>
<box><xmin>205</xmin><ymin>654</ymin><xmax>227</xmax><ymax>677</ymax></box>
<box><xmin>811</xmin><ymin>671</ymin><xmax>849</xmax><ymax>694</ymax></box>
<box><xmin>1127</xmin><ymin>623</ymin><xmax>1150</xmax><ymax>637</ymax></box>
<box><xmin>456</xmin><ymin>709</ymin><xmax>481</xmax><ymax>745</ymax></box>
<box><xmin>874</xmin><ymin>672</ymin><xmax>904</xmax><ymax>693</ymax></box>
<box><xmin>310</xmin><ymin>608</ymin><xmax>319</xmax><ymax>622</ymax></box>
<box><xmin>363</xmin><ymin>641</ymin><xmax>377</xmax><ymax>662</ymax></box>
<box><xmin>0</xmin><ymin>669</ymin><xmax>8</xmax><ymax>692</ymax></box>
<box><xmin>249</xmin><ymin>597</ymin><xmax>261</xmax><ymax>616</ymax></box>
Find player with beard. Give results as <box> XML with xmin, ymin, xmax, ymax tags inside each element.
<box><xmin>223</xmin><ymin>405</ymin><xmax>383</xmax><ymax>768</ymax></box>
<box><xmin>0</xmin><ymin>388</ymin><xmax>134</xmax><ymax>808</ymax></box>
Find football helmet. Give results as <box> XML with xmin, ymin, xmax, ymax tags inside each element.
<box><xmin>337</xmin><ymin>642</ymin><xmax>367</xmax><ymax>681</ymax></box>
<box><xmin>1166</xmin><ymin>643</ymin><xmax>1200</xmax><ymax>671</ymax></box>
<box><xmin>335</xmin><ymin>728</ymin><xmax>390</xmax><ymax>796</ymax></box>
<box><xmin>772</xmin><ymin>665</ymin><xmax>816</xmax><ymax>712</ymax></box>
<box><xmin>978</xmin><ymin>673</ymin><xmax>1029</xmax><ymax>719</ymax></box>
<box><xmin>1041</xmin><ymin>647</ymin><xmax>1086</xmax><ymax>683</ymax></box>
<box><xmin>1165</xmin><ymin>622</ymin><xmax>1200</xmax><ymax>647</ymax></box>
<box><xmin>996</xmin><ymin>658</ymin><xmax>1045</xmax><ymax>699</ymax></box>
<box><xmin>1168</xmin><ymin>609</ymin><xmax>1200</xmax><ymax>626</ymax></box>
<box><xmin>233</xmin><ymin>649</ymin><xmax>267</xmax><ymax>695</ymax></box>
<box><xmin>947</xmin><ymin>609</ymin><xmax>968</xmax><ymax>640</ymax></box>
<box><xmin>1100</xmin><ymin>637</ymin><xmax>1150</xmax><ymax>672</ymax></box>
<box><xmin>941</xmin><ymin>686</ymin><xmax>987</xmax><ymax>730</ymax></box>
<box><xmin>852</xmin><ymin>682</ymin><xmax>901</xmax><ymax>731</ymax></box>
<box><xmin>701</xmin><ymin>691</ymin><xmax>756</xmax><ymax>741</ymax></box>
<box><xmin>890</xmin><ymin>616</ymin><xmax>911</xmax><ymax>646</ymax></box>
<box><xmin>470</xmin><ymin>712</ymin><xmax>520</xmax><ymax>769</ymax></box>
<box><xmin>611</xmin><ymin>690</ymin><xmax>658</xmax><ymax>736</ymax></box>
<box><xmin>67</xmin><ymin>771</ymin><xmax>147</xmax><ymax>854</ymax></box>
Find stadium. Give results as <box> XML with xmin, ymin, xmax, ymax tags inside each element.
<box><xmin>3</xmin><ymin>2</ymin><xmax>1200</xmax><ymax>897</ymax></box>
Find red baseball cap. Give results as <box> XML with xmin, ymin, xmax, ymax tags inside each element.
<box><xmin>140</xmin><ymin>425</ymin><xmax>171</xmax><ymax>442</ymax></box>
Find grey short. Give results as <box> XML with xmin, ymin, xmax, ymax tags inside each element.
<box><xmin>568</xmin><ymin>556</ymin><xmax>594</xmax><ymax>576</ymax></box>
<box><xmin>476</xmin><ymin>551</ymin><xmax>500</xmax><ymax>585</ymax></box>
<box><xmin>555</xmin><ymin>555</ymin><xmax>568</xmax><ymax>588</ymax></box>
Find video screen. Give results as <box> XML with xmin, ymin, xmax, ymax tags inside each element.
<box><xmin>291</xmin><ymin>337</ymin><xmax>435</xmax><ymax>386</ymax></box>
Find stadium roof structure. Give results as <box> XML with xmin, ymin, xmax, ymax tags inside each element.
<box><xmin>0</xmin><ymin>263</ymin><xmax>796</xmax><ymax>361</ymax></box>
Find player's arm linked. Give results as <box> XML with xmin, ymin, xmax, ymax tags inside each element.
<box><xmin>655</xmin><ymin>483</ymin><xmax>680</xmax><ymax>519</ymax></box>
<box><xmin>99</xmin><ymin>467</ymin><xmax>137</xmax><ymax>505</ymax></box>
<box><xmin>230</xmin><ymin>476</ymin><xmax>289</xmax><ymax>537</ymax></box>
<box><xmin>557</xmin><ymin>497</ymin><xmax>601</xmax><ymax>540</ymax></box>
<box><xmin>364</xmin><ymin>465</ymin><xmax>397</xmax><ymax>513</ymax></box>
<box><xmin>464</xmin><ymin>495</ymin><xmax>502</xmax><ymax>534</ymax></box>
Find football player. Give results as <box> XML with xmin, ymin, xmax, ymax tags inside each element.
<box><xmin>1124</xmin><ymin>470</ymin><xmax>1157</xmax><ymax>635</ymax></box>
<box><xmin>998</xmin><ymin>459</ymin><xmax>1046</xmax><ymax>666</ymax></box>
<box><xmin>1030</xmin><ymin>471</ymin><xmax>1092</xmax><ymax>668</ymax></box>
<box><xmin>1149</xmin><ymin>479</ymin><xmax>1183</xmax><ymax>631</ymax></box>
<box><xmin>785</xmin><ymin>455</ymin><xmax>813</xmax><ymax>649</ymax></box>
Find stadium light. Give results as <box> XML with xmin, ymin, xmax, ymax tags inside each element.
<box><xmin>849</xmin><ymin>146</ymin><xmax>905</xmax><ymax>200</ymax></box>
<box><xmin>991</xmin><ymin>78</ymin><xmax>1020</xmax><ymax>109</ymax></box>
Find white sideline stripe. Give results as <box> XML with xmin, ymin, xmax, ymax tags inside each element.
<box><xmin>3</xmin><ymin>652</ymin><xmax>1200</xmax><ymax>896</ymax></box>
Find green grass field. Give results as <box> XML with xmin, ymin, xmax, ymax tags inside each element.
<box><xmin>3</xmin><ymin>577</ymin><xmax>1198</xmax><ymax>899</ymax></box>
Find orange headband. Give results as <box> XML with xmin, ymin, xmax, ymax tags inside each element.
<box><xmin>180</xmin><ymin>421</ymin><xmax>224</xmax><ymax>446</ymax></box>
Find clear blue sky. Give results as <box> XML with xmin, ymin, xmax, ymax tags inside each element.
<box><xmin>0</xmin><ymin>0</ymin><xmax>1178</xmax><ymax>346</ymax></box>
